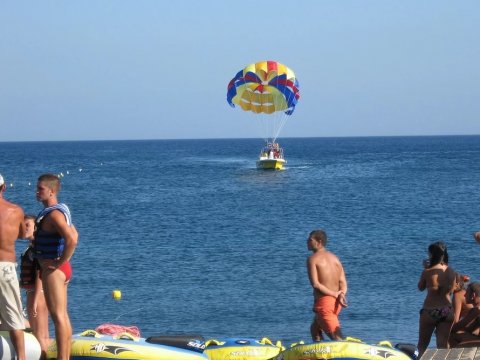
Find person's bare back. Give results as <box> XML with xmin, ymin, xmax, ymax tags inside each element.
<box><xmin>0</xmin><ymin>197</ymin><xmax>25</xmax><ymax>262</ymax></box>
<box><xmin>309</xmin><ymin>250</ymin><xmax>345</xmax><ymax>300</ymax></box>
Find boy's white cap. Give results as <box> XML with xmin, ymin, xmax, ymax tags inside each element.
<box><xmin>0</xmin><ymin>173</ymin><xmax>4</xmax><ymax>186</ymax></box>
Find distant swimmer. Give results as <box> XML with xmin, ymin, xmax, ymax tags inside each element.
<box><xmin>307</xmin><ymin>229</ymin><xmax>348</xmax><ymax>341</ymax></box>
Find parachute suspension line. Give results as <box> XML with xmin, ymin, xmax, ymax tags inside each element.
<box><xmin>273</xmin><ymin>109</ymin><xmax>289</xmax><ymax>142</ymax></box>
<box><xmin>273</xmin><ymin>76</ymin><xmax>297</xmax><ymax>141</ymax></box>
<box><xmin>259</xmin><ymin>114</ymin><xmax>269</xmax><ymax>143</ymax></box>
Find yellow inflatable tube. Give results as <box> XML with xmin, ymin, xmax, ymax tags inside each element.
<box><xmin>204</xmin><ymin>337</ymin><xmax>283</xmax><ymax>360</ymax></box>
<box><xmin>273</xmin><ymin>338</ymin><xmax>415</xmax><ymax>360</ymax></box>
<box><xmin>47</xmin><ymin>330</ymin><xmax>208</xmax><ymax>359</ymax></box>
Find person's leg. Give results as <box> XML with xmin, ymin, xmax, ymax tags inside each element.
<box><xmin>65</xmin><ymin>288</ymin><xmax>72</xmax><ymax>357</ymax></box>
<box><xmin>35</xmin><ymin>292</ymin><xmax>50</xmax><ymax>360</ymax></box>
<box><xmin>0</xmin><ymin>266</ymin><xmax>27</xmax><ymax>360</ymax></box>
<box><xmin>450</xmin><ymin>331</ymin><xmax>480</xmax><ymax>347</ymax></box>
<box><xmin>26</xmin><ymin>291</ymin><xmax>36</xmax><ymax>330</ymax></box>
<box><xmin>417</xmin><ymin>310</ymin><xmax>436</xmax><ymax>357</ymax></box>
<box><xmin>43</xmin><ymin>269</ymin><xmax>70</xmax><ymax>360</ymax></box>
<box><xmin>310</xmin><ymin>317</ymin><xmax>324</xmax><ymax>341</ymax></box>
<box><xmin>326</xmin><ymin>327</ymin><xmax>344</xmax><ymax>341</ymax></box>
<box><xmin>9</xmin><ymin>329</ymin><xmax>26</xmax><ymax>360</ymax></box>
<box><xmin>315</xmin><ymin>297</ymin><xmax>343</xmax><ymax>341</ymax></box>
<box><xmin>436</xmin><ymin>319</ymin><xmax>453</xmax><ymax>349</ymax></box>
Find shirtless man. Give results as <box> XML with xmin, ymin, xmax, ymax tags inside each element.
<box><xmin>450</xmin><ymin>282</ymin><xmax>480</xmax><ymax>347</ymax></box>
<box><xmin>307</xmin><ymin>229</ymin><xmax>348</xmax><ymax>341</ymax></box>
<box><xmin>0</xmin><ymin>173</ymin><xmax>26</xmax><ymax>360</ymax></box>
<box><xmin>35</xmin><ymin>173</ymin><xmax>78</xmax><ymax>360</ymax></box>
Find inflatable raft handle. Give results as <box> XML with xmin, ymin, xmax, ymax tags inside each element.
<box><xmin>344</xmin><ymin>336</ymin><xmax>362</xmax><ymax>343</ymax></box>
<box><xmin>204</xmin><ymin>339</ymin><xmax>226</xmax><ymax>347</ymax></box>
<box><xmin>258</xmin><ymin>337</ymin><xmax>274</xmax><ymax>346</ymax></box>
<box><xmin>258</xmin><ymin>337</ymin><xmax>284</xmax><ymax>350</ymax></box>
<box><xmin>115</xmin><ymin>332</ymin><xmax>139</xmax><ymax>341</ymax></box>
<box><xmin>377</xmin><ymin>340</ymin><xmax>393</xmax><ymax>348</ymax></box>
<box><xmin>289</xmin><ymin>340</ymin><xmax>305</xmax><ymax>348</ymax></box>
<box><xmin>79</xmin><ymin>330</ymin><xmax>102</xmax><ymax>338</ymax></box>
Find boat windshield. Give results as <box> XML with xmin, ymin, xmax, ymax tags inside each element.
<box><xmin>259</xmin><ymin>142</ymin><xmax>284</xmax><ymax>159</ymax></box>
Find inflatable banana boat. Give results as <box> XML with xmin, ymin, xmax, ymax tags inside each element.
<box><xmin>273</xmin><ymin>338</ymin><xmax>417</xmax><ymax>360</ymax></box>
<box><xmin>0</xmin><ymin>330</ymin><xmax>41</xmax><ymax>360</ymax></box>
<box><xmin>46</xmin><ymin>330</ymin><xmax>208</xmax><ymax>360</ymax></box>
<box><xmin>204</xmin><ymin>337</ymin><xmax>284</xmax><ymax>360</ymax></box>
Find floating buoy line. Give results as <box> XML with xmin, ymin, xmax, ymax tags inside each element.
<box><xmin>3</xmin><ymin>163</ymin><xmax>103</xmax><ymax>190</ymax></box>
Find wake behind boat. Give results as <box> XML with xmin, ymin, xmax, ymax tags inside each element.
<box><xmin>257</xmin><ymin>142</ymin><xmax>286</xmax><ymax>170</ymax></box>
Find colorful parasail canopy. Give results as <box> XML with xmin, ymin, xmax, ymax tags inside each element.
<box><xmin>227</xmin><ymin>61</ymin><xmax>300</xmax><ymax>116</ymax></box>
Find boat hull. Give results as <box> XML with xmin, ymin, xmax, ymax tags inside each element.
<box><xmin>256</xmin><ymin>159</ymin><xmax>286</xmax><ymax>170</ymax></box>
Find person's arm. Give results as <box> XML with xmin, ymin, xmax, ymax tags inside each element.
<box><xmin>338</xmin><ymin>262</ymin><xmax>347</xmax><ymax>295</ymax></box>
<box><xmin>17</xmin><ymin>208</ymin><xmax>26</xmax><ymax>239</ymax></box>
<box><xmin>307</xmin><ymin>257</ymin><xmax>339</xmax><ymax>298</ymax></box>
<box><xmin>452</xmin><ymin>308</ymin><xmax>478</xmax><ymax>333</ymax></box>
<box><xmin>32</xmin><ymin>269</ymin><xmax>42</xmax><ymax>316</ymax></box>
<box><xmin>453</xmin><ymin>292</ymin><xmax>463</xmax><ymax>323</ymax></box>
<box><xmin>337</xmin><ymin>262</ymin><xmax>348</xmax><ymax>307</ymax></box>
<box><xmin>50</xmin><ymin>211</ymin><xmax>78</xmax><ymax>265</ymax></box>
<box><xmin>418</xmin><ymin>270</ymin><xmax>427</xmax><ymax>291</ymax></box>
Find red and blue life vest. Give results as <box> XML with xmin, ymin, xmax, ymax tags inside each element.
<box><xmin>33</xmin><ymin>203</ymin><xmax>72</xmax><ymax>260</ymax></box>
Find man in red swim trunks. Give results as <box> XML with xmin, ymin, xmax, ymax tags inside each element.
<box><xmin>307</xmin><ymin>229</ymin><xmax>348</xmax><ymax>341</ymax></box>
<box><xmin>35</xmin><ymin>174</ymin><xmax>78</xmax><ymax>360</ymax></box>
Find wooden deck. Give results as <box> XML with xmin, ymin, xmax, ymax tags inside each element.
<box><xmin>420</xmin><ymin>347</ymin><xmax>480</xmax><ymax>359</ymax></box>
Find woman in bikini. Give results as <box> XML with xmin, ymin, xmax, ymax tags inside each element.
<box><xmin>417</xmin><ymin>241</ymin><xmax>456</xmax><ymax>357</ymax></box>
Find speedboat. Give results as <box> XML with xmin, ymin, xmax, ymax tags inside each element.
<box><xmin>257</xmin><ymin>142</ymin><xmax>286</xmax><ymax>170</ymax></box>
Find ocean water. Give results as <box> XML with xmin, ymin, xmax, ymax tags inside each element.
<box><xmin>1</xmin><ymin>136</ymin><xmax>480</xmax><ymax>348</ymax></box>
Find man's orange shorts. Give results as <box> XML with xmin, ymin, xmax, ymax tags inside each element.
<box><xmin>313</xmin><ymin>295</ymin><xmax>342</xmax><ymax>334</ymax></box>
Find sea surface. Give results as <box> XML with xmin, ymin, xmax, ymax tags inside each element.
<box><xmin>1</xmin><ymin>136</ymin><xmax>480</xmax><ymax>348</ymax></box>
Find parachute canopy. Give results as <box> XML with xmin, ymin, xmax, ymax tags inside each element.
<box><xmin>227</xmin><ymin>61</ymin><xmax>300</xmax><ymax>116</ymax></box>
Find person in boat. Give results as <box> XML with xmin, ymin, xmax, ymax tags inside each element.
<box><xmin>0</xmin><ymin>173</ymin><xmax>27</xmax><ymax>360</ymax></box>
<box><xmin>20</xmin><ymin>214</ymin><xmax>50</xmax><ymax>360</ymax></box>
<box><xmin>34</xmin><ymin>173</ymin><xmax>78</xmax><ymax>360</ymax></box>
<box><xmin>307</xmin><ymin>229</ymin><xmax>348</xmax><ymax>341</ymax></box>
<box><xmin>449</xmin><ymin>282</ymin><xmax>480</xmax><ymax>347</ymax></box>
<box><xmin>417</xmin><ymin>241</ymin><xmax>456</xmax><ymax>357</ymax></box>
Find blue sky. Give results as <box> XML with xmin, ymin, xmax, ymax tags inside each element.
<box><xmin>1</xmin><ymin>1</ymin><xmax>478</xmax><ymax>141</ymax></box>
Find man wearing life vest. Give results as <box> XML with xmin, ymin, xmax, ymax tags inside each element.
<box><xmin>0</xmin><ymin>173</ymin><xmax>26</xmax><ymax>360</ymax></box>
<box><xmin>34</xmin><ymin>173</ymin><xmax>78</xmax><ymax>360</ymax></box>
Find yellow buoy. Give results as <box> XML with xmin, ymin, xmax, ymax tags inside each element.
<box><xmin>112</xmin><ymin>290</ymin><xmax>122</xmax><ymax>301</ymax></box>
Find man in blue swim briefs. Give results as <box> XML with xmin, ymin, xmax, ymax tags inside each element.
<box><xmin>0</xmin><ymin>173</ymin><xmax>26</xmax><ymax>360</ymax></box>
<box><xmin>35</xmin><ymin>173</ymin><xmax>78</xmax><ymax>360</ymax></box>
